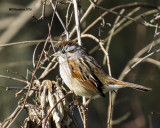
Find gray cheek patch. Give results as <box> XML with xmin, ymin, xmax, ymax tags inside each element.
<box><xmin>65</xmin><ymin>45</ymin><xmax>76</xmax><ymax>52</ymax></box>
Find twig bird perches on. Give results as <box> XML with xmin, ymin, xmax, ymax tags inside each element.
<box><xmin>54</xmin><ymin>41</ymin><xmax>151</xmax><ymax>98</ymax></box>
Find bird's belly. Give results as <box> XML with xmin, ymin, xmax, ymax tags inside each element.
<box><xmin>59</xmin><ymin>64</ymin><xmax>96</xmax><ymax>98</ymax></box>
<box><xmin>104</xmin><ymin>84</ymin><xmax>124</xmax><ymax>92</ymax></box>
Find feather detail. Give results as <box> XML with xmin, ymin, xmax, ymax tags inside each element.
<box><xmin>105</xmin><ymin>76</ymin><xmax>152</xmax><ymax>92</ymax></box>
<box><xmin>69</xmin><ymin>59</ymin><xmax>105</xmax><ymax>97</ymax></box>
<box><xmin>57</xmin><ymin>40</ymin><xmax>152</xmax><ymax>98</ymax></box>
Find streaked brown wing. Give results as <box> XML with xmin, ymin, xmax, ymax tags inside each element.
<box><xmin>68</xmin><ymin>58</ymin><xmax>105</xmax><ymax>97</ymax></box>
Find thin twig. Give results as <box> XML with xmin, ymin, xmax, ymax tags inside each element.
<box><xmin>73</xmin><ymin>0</ymin><xmax>82</xmax><ymax>45</ymax></box>
<box><xmin>119</xmin><ymin>39</ymin><xmax>160</xmax><ymax>80</ymax></box>
<box><xmin>114</xmin><ymin>7</ymin><xmax>141</xmax><ymax>32</ymax></box>
<box><xmin>0</xmin><ymin>74</ymin><xmax>28</xmax><ymax>84</ymax></box>
<box><xmin>1</xmin><ymin>106</ymin><xmax>21</xmax><ymax>128</ymax></box>
<box><xmin>107</xmin><ymin>39</ymin><xmax>160</xmax><ymax>128</ymax></box>
<box><xmin>105</xmin><ymin>9</ymin><xmax>125</xmax><ymax>128</ymax></box>
<box><xmin>6</xmin><ymin>70</ymin><xmax>26</xmax><ymax>80</ymax></box>
<box><xmin>88</xmin><ymin>10</ymin><xmax>157</xmax><ymax>55</ymax></box>
<box><xmin>81</xmin><ymin>34</ymin><xmax>108</xmax><ymax>56</ymax></box>
<box><xmin>33</xmin><ymin>42</ymin><xmax>41</xmax><ymax>68</ymax></box>
<box><xmin>125</xmin><ymin>49</ymin><xmax>160</xmax><ymax>75</ymax></box>
<box><xmin>108</xmin><ymin>10</ymin><xmax>158</xmax><ymax>42</ymax></box>
<box><xmin>112</xmin><ymin>112</ymin><xmax>131</xmax><ymax>125</ymax></box>
<box><xmin>39</xmin><ymin>57</ymin><xmax>57</xmax><ymax>80</ymax></box>
<box><xmin>103</xmin><ymin>9</ymin><xmax>125</xmax><ymax>65</ymax></box>
<box><xmin>0</xmin><ymin>40</ymin><xmax>47</xmax><ymax>47</ymax></box>
<box><xmin>66</xmin><ymin>2</ymin><xmax>72</xmax><ymax>29</ymax></box>
<box><xmin>6</xmin><ymin>4</ymin><xmax>58</xmax><ymax>127</ymax></box>
<box><xmin>48</xmin><ymin>2</ymin><xmax>57</xmax><ymax>51</ymax></box>
<box><xmin>82</xmin><ymin>106</ymin><xmax>88</xmax><ymax>128</ymax></box>
<box><xmin>6</xmin><ymin>105</ymin><xmax>24</xmax><ymax>128</ymax></box>
<box><xmin>73</xmin><ymin>1</ymin><xmax>88</xmax><ymax>127</ymax></box>
<box><xmin>82</xmin><ymin>2</ymin><xmax>158</xmax><ymax>35</ymax></box>
<box><xmin>69</xmin><ymin>0</ymin><xmax>99</xmax><ymax>38</ymax></box>
<box><xmin>144</xmin><ymin>58</ymin><xmax>160</xmax><ymax>67</ymax></box>
<box><xmin>50</xmin><ymin>0</ymin><xmax>69</xmax><ymax>40</ymax></box>
<box><xmin>148</xmin><ymin>23</ymin><xmax>159</xmax><ymax>52</ymax></box>
<box><xmin>95</xmin><ymin>3</ymin><xmax>159</xmax><ymax>28</ymax></box>
<box><xmin>6</xmin><ymin>87</ymin><xmax>39</xmax><ymax>91</ymax></box>
<box><xmin>31</xmin><ymin>5</ymin><xmax>56</xmax><ymax>83</ymax></box>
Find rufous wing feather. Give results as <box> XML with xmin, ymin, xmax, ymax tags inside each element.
<box><xmin>69</xmin><ymin>59</ymin><xmax>105</xmax><ymax>97</ymax></box>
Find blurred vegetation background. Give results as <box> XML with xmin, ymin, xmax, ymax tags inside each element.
<box><xmin>0</xmin><ymin>0</ymin><xmax>160</xmax><ymax>128</ymax></box>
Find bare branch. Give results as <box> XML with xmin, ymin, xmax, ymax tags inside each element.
<box><xmin>88</xmin><ymin>10</ymin><xmax>158</xmax><ymax>55</ymax></box>
<box><xmin>50</xmin><ymin>0</ymin><xmax>69</xmax><ymax>40</ymax></box>
<box><xmin>69</xmin><ymin>0</ymin><xmax>99</xmax><ymax>38</ymax></box>
<box><xmin>125</xmin><ymin>49</ymin><xmax>160</xmax><ymax>75</ymax></box>
<box><xmin>103</xmin><ymin>9</ymin><xmax>125</xmax><ymax>65</ymax></box>
<box><xmin>73</xmin><ymin>0</ymin><xmax>82</xmax><ymax>45</ymax></box>
<box><xmin>119</xmin><ymin>39</ymin><xmax>160</xmax><ymax>80</ymax></box>
<box><xmin>112</xmin><ymin>112</ymin><xmax>131</xmax><ymax>125</ymax></box>
<box><xmin>106</xmin><ymin>9</ymin><xmax>125</xmax><ymax>128</ymax></box>
<box><xmin>0</xmin><ymin>74</ymin><xmax>28</xmax><ymax>84</ymax></box>
<box><xmin>82</xmin><ymin>3</ymin><xmax>158</xmax><ymax>35</ymax></box>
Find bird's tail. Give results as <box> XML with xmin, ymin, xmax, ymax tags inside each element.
<box><xmin>117</xmin><ymin>80</ymin><xmax>151</xmax><ymax>91</ymax></box>
<box><xmin>106</xmin><ymin>77</ymin><xmax>152</xmax><ymax>92</ymax></box>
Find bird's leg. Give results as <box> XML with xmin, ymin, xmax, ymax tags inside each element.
<box><xmin>83</xmin><ymin>97</ymin><xmax>92</xmax><ymax>107</ymax></box>
<box><xmin>70</xmin><ymin>90</ymin><xmax>83</xmax><ymax>106</ymax></box>
<box><xmin>68</xmin><ymin>90</ymin><xmax>92</xmax><ymax>107</ymax></box>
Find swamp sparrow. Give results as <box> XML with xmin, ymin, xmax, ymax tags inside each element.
<box><xmin>54</xmin><ymin>41</ymin><xmax>151</xmax><ymax>98</ymax></box>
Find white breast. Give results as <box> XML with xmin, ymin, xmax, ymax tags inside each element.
<box><xmin>58</xmin><ymin>56</ymin><xmax>95</xmax><ymax>98</ymax></box>
<box><xmin>58</xmin><ymin>56</ymin><xmax>72</xmax><ymax>87</ymax></box>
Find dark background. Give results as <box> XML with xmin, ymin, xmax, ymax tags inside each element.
<box><xmin>0</xmin><ymin>0</ymin><xmax>160</xmax><ymax>128</ymax></box>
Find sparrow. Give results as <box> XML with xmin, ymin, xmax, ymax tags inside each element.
<box><xmin>54</xmin><ymin>40</ymin><xmax>151</xmax><ymax>98</ymax></box>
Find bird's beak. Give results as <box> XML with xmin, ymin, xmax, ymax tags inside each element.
<box><xmin>53</xmin><ymin>51</ymin><xmax>61</xmax><ymax>57</ymax></box>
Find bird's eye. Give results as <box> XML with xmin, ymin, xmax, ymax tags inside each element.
<box><xmin>69</xmin><ymin>49</ymin><xmax>75</xmax><ymax>53</ymax></box>
<box><xmin>61</xmin><ymin>49</ymin><xmax>65</xmax><ymax>54</ymax></box>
